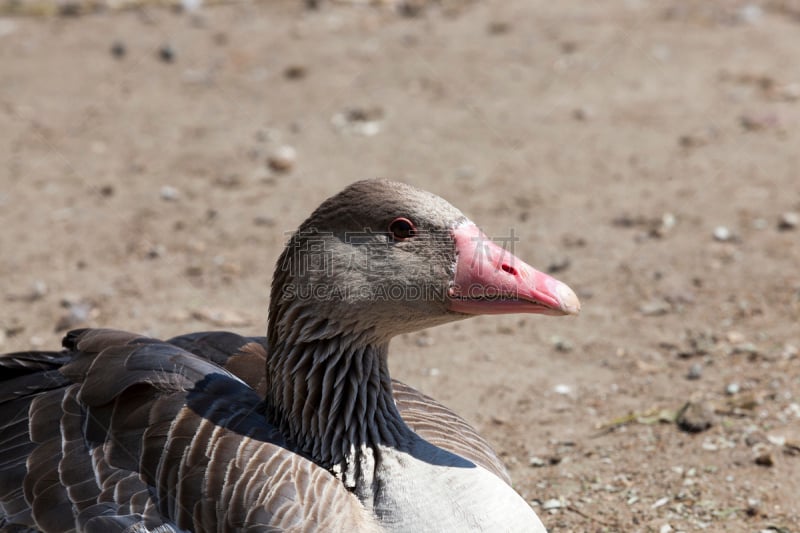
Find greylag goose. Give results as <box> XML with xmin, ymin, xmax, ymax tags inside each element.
<box><xmin>0</xmin><ymin>179</ymin><xmax>580</xmax><ymax>532</ymax></box>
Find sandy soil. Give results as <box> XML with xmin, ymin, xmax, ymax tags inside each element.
<box><xmin>2</xmin><ymin>1</ymin><xmax>800</xmax><ymax>531</ymax></box>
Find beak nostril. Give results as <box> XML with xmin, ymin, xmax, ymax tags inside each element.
<box><xmin>500</xmin><ymin>263</ymin><xmax>517</xmax><ymax>276</ymax></box>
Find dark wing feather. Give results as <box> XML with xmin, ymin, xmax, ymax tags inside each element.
<box><xmin>0</xmin><ymin>329</ymin><xmax>375</xmax><ymax>533</ymax></box>
<box><xmin>166</xmin><ymin>331</ymin><xmax>268</xmax><ymax>395</ymax></box>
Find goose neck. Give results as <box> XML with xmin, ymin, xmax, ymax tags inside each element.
<box><xmin>265</xmin><ymin>325</ymin><xmax>413</xmax><ymax>489</ymax></box>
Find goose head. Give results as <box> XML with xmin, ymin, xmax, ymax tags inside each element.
<box><xmin>269</xmin><ymin>179</ymin><xmax>579</xmax><ymax>345</ymax></box>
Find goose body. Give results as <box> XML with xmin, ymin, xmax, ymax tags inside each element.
<box><xmin>361</xmin><ymin>442</ymin><xmax>542</xmax><ymax>532</ymax></box>
<box><xmin>0</xmin><ymin>180</ymin><xmax>579</xmax><ymax>532</ymax></box>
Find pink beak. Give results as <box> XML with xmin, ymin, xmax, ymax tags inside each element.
<box><xmin>447</xmin><ymin>223</ymin><xmax>580</xmax><ymax>316</ymax></box>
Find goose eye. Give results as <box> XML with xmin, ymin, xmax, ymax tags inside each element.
<box><xmin>388</xmin><ymin>217</ymin><xmax>417</xmax><ymax>241</ymax></box>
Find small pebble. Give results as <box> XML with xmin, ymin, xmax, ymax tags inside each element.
<box><xmin>29</xmin><ymin>280</ymin><xmax>48</xmax><ymax>300</ymax></box>
<box><xmin>726</xmin><ymin>330</ymin><xmax>745</xmax><ymax>344</ymax></box>
<box><xmin>678</xmin><ymin>132</ymin><xmax>708</xmax><ymax>148</ymax></box>
<box><xmin>783</xmin><ymin>344</ymin><xmax>798</xmax><ymax>359</ymax></box>
<box><xmin>331</xmin><ymin>107</ymin><xmax>384</xmax><ymax>137</ymax></box>
<box><xmin>712</xmin><ymin>226</ymin><xmax>733</xmax><ymax>242</ymax></box>
<box><xmin>541</xmin><ymin>499</ymin><xmax>563</xmax><ymax>510</ymax></box>
<box><xmin>745</xmin><ymin>497</ymin><xmax>761</xmax><ymax>516</ymax></box>
<box><xmin>110</xmin><ymin>41</ymin><xmax>126</xmax><ymax>59</ymax></box>
<box><xmin>212</xmin><ymin>32</ymin><xmax>229</xmax><ymax>46</ymax></box>
<box><xmin>253</xmin><ymin>215</ymin><xmax>276</xmax><ymax>227</ymax></box>
<box><xmin>180</xmin><ymin>0</ymin><xmax>202</xmax><ymax>12</ymax></box>
<box><xmin>529</xmin><ymin>456</ymin><xmax>546</xmax><ymax>467</ymax></box>
<box><xmin>729</xmin><ymin>343</ymin><xmax>759</xmax><ymax>356</ymax></box>
<box><xmin>778</xmin><ymin>211</ymin><xmax>799</xmax><ymax>231</ymax></box>
<box><xmin>398</xmin><ymin>0</ymin><xmax>424</xmax><ymax>17</ymax></box>
<box><xmin>58</xmin><ymin>2</ymin><xmax>81</xmax><ymax>16</ymax></box>
<box><xmin>775</xmin><ymin>82</ymin><xmax>800</xmax><ymax>101</ymax></box>
<box><xmin>214</xmin><ymin>174</ymin><xmax>241</xmax><ymax>188</ymax></box>
<box><xmin>268</xmin><ymin>145</ymin><xmax>297</xmax><ymax>172</ymax></box>
<box><xmin>455</xmin><ymin>166</ymin><xmax>475</xmax><ymax>180</ymax></box>
<box><xmin>726</xmin><ymin>382</ymin><xmax>740</xmax><ymax>395</ymax></box>
<box><xmin>284</xmin><ymin>65</ymin><xmax>307</xmax><ymax>80</ymax></box>
<box><xmin>686</xmin><ymin>363</ymin><xmax>703</xmax><ymax>380</ymax></box>
<box><xmin>496</xmin><ymin>324</ymin><xmax>514</xmax><ymax>335</ymax></box>
<box><xmin>754</xmin><ymin>452</ymin><xmax>774</xmax><ymax>467</ymax></box>
<box><xmin>551</xmin><ymin>336</ymin><xmax>573</xmax><ymax>353</ymax></box>
<box><xmin>640</xmin><ymin>299</ymin><xmax>671</xmax><ymax>316</ymax></box>
<box><xmin>160</xmin><ymin>185</ymin><xmax>180</xmax><ymax>201</ymax></box>
<box><xmin>55</xmin><ymin>300</ymin><xmax>95</xmax><ymax>332</ymax></box>
<box><xmin>561</xmin><ymin>234</ymin><xmax>586</xmax><ymax>248</ymax></box>
<box><xmin>659</xmin><ymin>525</ymin><xmax>673</xmax><ymax>533</ymax></box>
<box><xmin>159</xmin><ymin>44</ymin><xmax>176</xmax><ymax>63</ymax></box>
<box><xmin>676</xmin><ymin>401</ymin><xmax>714</xmax><ymax>433</ymax></box>
<box><xmin>612</xmin><ymin>214</ymin><xmax>641</xmax><ymax>228</ymax></box>
<box><xmin>191</xmin><ymin>307</ymin><xmax>251</xmax><ymax>327</ymax></box>
<box><xmin>147</xmin><ymin>244</ymin><xmax>166</xmax><ymax>259</ymax></box>
<box><xmin>560</xmin><ymin>41</ymin><xmax>578</xmax><ymax>54</ymax></box>
<box><xmin>745</xmin><ymin>432</ymin><xmax>766</xmax><ymax>447</ymax></box>
<box><xmin>547</xmin><ymin>257</ymin><xmax>571</xmax><ymax>274</ymax></box>
<box><xmin>738</xmin><ymin>4</ymin><xmax>763</xmax><ymax>24</ymax></box>
<box><xmin>182</xmin><ymin>68</ymin><xmax>212</xmax><ymax>85</ymax></box>
<box><xmin>572</xmin><ymin>106</ymin><xmax>592</xmax><ymax>121</ymax></box>
<box><xmin>650</xmin><ymin>213</ymin><xmax>676</xmax><ymax>238</ymax></box>
<box><xmin>254</xmin><ymin>128</ymin><xmax>278</xmax><ymax>143</ymax></box>
<box><xmin>487</xmin><ymin>21</ymin><xmax>511</xmax><ymax>35</ymax></box>
<box><xmin>767</xmin><ymin>434</ymin><xmax>786</xmax><ymax>446</ymax></box>
<box><xmin>651</xmin><ymin>497</ymin><xmax>669</xmax><ymax>509</ymax></box>
<box><xmin>415</xmin><ymin>335</ymin><xmax>434</xmax><ymax>347</ymax></box>
<box><xmin>740</xmin><ymin>113</ymin><xmax>779</xmax><ymax>132</ymax></box>
<box><xmin>554</xmin><ymin>384</ymin><xmax>572</xmax><ymax>395</ymax></box>
<box><xmin>678</xmin><ymin>330</ymin><xmax>716</xmax><ymax>358</ymax></box>
<box><xmin>185</xmin><ymin>265</ymin><xmax>203</xmax><ymax>277</ymax></box>
<box><xmin>784</xmin><ymin>441</ymin><xmax>800</xmax><ymax>455</ymax></box>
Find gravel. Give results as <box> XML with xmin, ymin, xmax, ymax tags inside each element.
<box><xmin>160</xmin><ymin>185</ymin><xmax>180</xmax><ymax>201</ymax></box>
<box><xmin>712</xmin><ymin>226</ymin><xmax>733</xmax><ymax>242</ymax></box>
<box><xmin>676</xmin><ymin>401</ymin><xmax>714</xmax><ymax>433</ymax></box>
<box><xmin>778</xmin><ymin>211</ymin><xmax>799</xmax><ymax>231</ymax></box>
<box><xmin>267</xmin><ymin>145</ymin><xmax>297</xmax><ymax>172</ymax></box>
<box><xmin>686</xmin><ymin>363</ymin><xmax>703</xmax><ymax>380</ymax></box>
<box><xmin>159</xmin><ymin>44</ymin><xmax>176</xmax><ymax>63</ymax></box>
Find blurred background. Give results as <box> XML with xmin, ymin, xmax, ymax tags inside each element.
<box><xmin>1</xmin><ymin>0</ymin><xmax>799</xmax><ymax>530</ymax></box>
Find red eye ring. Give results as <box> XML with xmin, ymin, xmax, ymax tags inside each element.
<box><xmin>388</xmin><ymin>217</ymin><xmax>417</xmax><ymax>241</ymax></box>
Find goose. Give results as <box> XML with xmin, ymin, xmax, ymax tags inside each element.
<box><xmin>0</xmin><ymin>179</ymin><xmax>580</xmax><ymax>533</ymax></box>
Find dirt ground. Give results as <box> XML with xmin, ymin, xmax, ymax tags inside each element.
<box><xmin>1</xmin><ymin>0</ymin><xmax>799</xmax><ymax>531</ymax></box>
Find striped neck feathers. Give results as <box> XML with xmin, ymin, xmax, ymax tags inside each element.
<box><xmin>264</xmin><ymin>311</ymin><xmax>413</xmax><ymax>489</ymax></box>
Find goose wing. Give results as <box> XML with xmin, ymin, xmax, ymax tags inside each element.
<box><xmin>390</xmin><ymin>380</ymin><xmax>511</xmax><ymax>485</ymax></box>
<box><xmin>0</xmin><ymin>329</ymin><xmax>377</xmax><ymax>533</ymax></box>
